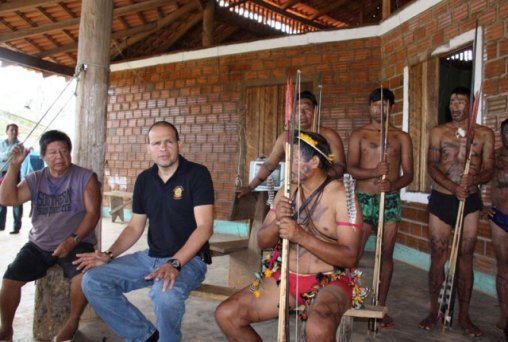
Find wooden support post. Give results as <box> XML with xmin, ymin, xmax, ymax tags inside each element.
<box><xmin>382</xmin><ymin>0</ymin><xmax>391</xmax><ymax>19</ymax></box>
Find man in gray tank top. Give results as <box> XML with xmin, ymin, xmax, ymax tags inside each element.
<box><xmin>0</xmin><ymin>130</ymin><xmax>101</xmax><ymax>342</ymax></box>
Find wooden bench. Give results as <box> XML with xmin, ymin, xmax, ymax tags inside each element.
<box><xmin>191</xmin><ymin>283</ymin><xmax>387</xmax><ymax>341</ymax></box>
<box><xmin>103</xmin><ymin>190</ymin><xmax>132</xmax><ymax>223</ymax></box>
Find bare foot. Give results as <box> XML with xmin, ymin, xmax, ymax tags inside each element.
<box><xmin>54</xmin><ymin>320</ymin><xmax>78</xmax><ymax>342</ymax></box>
<box><xmin>459</xmin><ymin>318</ymin><xmax>483</xmax><ymax>337</ymax></box>
<box><xmin>380</xmin><ymin>314</ymin><xmax>394</xmax><ymax>328</ymax></box>
<box><xmin>418</xmin><ymin>314</ymin><xmax>438</xmax><ymax>331</ymax></box>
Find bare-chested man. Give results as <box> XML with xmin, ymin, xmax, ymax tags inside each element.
<box><xmin>487</xmin><ymin>118</ymin><xmax>508</xmax><ymax>337</ymax></box>
<box><xmin>419</xmin><ymin>87</ymin><xmax>494</xmax><ymax>337</ymax></box>
<box><xmin>237</xmin><ymin>91</ymin><xmax>346</xmax><ymax>198</ymax></box>
<box><xmin>216</xmin><ymin>131</ymin><xmax>363</xmax><ymax>341</ymax></box>
<box><xmin>347</xmin><ymin>87</ymin><xmax>414</xmax><ymax>328</ymax></box>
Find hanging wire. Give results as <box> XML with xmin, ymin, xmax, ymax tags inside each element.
<box><xmin>0</xmin><ymin>65</ymin><xmax>85</xmax><ymax>173</ymax></box>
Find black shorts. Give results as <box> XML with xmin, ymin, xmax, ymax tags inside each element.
<box><xmin>3</xmin><ymin>241</ymin><xmax>94</xmax><ymax>282</ymax></box>
<box><xmin>428</xmin><ymin>190</ymin><xmax>483</xmax><ymax>227</ymax></box>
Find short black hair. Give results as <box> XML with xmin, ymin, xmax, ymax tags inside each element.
<box><xmin>299</xmin><ymin>91</ymin><xmax>318</xmax><ymax>108</ymax></box>
<box><xmin>148</xmin><ymin>121</ymin><xmax>179</xmax><ymax>141</ymax></box>
<box><xmin>501</xmin><ymin>118</ymin><xmax>508</xmax><ymax>132</ymax></box>
<box><xmin>450</xmin><ymin>87</ymin><xmax>471</xmax><ymax>100</ymax></box>
<box><xmin>369</xmin><ymin>88</ymin><xmax>395</xmax><ymax>106</ymax></box>
<box><xmin>293</xmin><ymin>130</ymin><xmax>331</xmax><ymax>171</ymax></box>
<box><xmin>5</xmin><ymin>123</ymin><xmax>18</xmax><ymax>132</ymax></box>
<box><xmin>39</xmin><ymin>130</ymin><xmax>72</xmax><ymax>156</ymax></box>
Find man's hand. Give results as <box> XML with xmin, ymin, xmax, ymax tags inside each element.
<box><xmin>52</xmin><ymin>237</ymin><xmax>76</xmax><ymax>258</ymax></box>
<box><xmin>9</xmin><ymin>144</ymin><xmax>29</xmax><ymax>167</ymax></box>
<box><xmin>145</xmin><ymin>263</ymin><xmax>179</xmax><ymax>292</ymax></box>
<box><xmin>74</xmin><ymin>250</ymin><xmax>111</xmax><ymax>272</ymax></box>
<box><xmin>275</xmin><ymin>196</ymin><xmax>294</xmax><ymax>220</ymax></box>
<box><xmin>454</xmin><ymin>173</ymin><xmax>473</xmax><ymax>200</ymax></box>
<box><xmin>277</xmin><ymin>217</ymin><xmax>305</xmax><ymax>244</ymax></box>
<box><xmin>377</xmin><ymin>178</ymin><xmax>392</xmax><ymax>193</ymax></box>
<box><xmin>236</xmin><ymin>186</ymin><xmax>252</xmax><ymax>199</ymax></box>
<box><xmin>375</xmin><ymin>161</ymin><xmax>389</xmax><ymax>177</ymax></box>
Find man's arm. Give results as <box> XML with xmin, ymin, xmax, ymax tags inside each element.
<box><xmin>389</xmin><ymin>132</ymin><xmax>414</xmax><ymax>191</ymax></box>
<box><xmin>237</xmin><ymin>133</ymin><xmax>286</xmax><ymax>198</ymax></box>
<box><xmin>473</xmin><ymin>128</ymin><xmax>495</xmax><ymax>186</ymax></box>
<box><xmin>257</xmin><ymin>190</ymin><xmax>286</xmax><ymax>249</ymax></box>
<box><xmin>320</xmin><ymin>127</ymin><xmax>346</xmax><ymax>177</ymax></box>
<box><xmin>170</xmin><ymin>204</ymin><xmax>214</xmax><ymax>265</ymax></box>
<box><xmin>0</xmin><ymin>144</ymin><xmax>30</xmax><ymax>206</ymax></box>
<box><xmin>75</xmin><ymin>213</ymin><xmax>148</xmax><ymax>272</ymax></box>
<box><xmin>53</xmin><ymin>174</ymin><xmax>102</xmax><ymax>258</ymax></box>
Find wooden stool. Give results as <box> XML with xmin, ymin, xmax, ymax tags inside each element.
<box><xmin>33</xmin><ymin>265</ymin><xmax>71</xmax><ymax>340</ymax></box>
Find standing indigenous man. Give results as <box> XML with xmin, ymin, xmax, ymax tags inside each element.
<box><xmin>0</xmin><ymin>130</ymin><xmax>101</xmax><ymax>342</ymax></box>
<box><xmin>0</xmin><ymin>124</ymin><xmax>23</xmax><ymax>234</ymax></box>
<box><xmin>487</xmin><ymin>118</ymin><xmax>508</xmax><ymax>336</ymax></box>
<box><xmin>237</xmin><ymin>91</ymin><xmax>346</xmax><ymax>198</ymax></box>
<box><xmin>419</xmin><ymin>87</ymin><xmax>494</xmax><ymax>337</ymax></box>
<box><xmin>77</xmin><ymin>121</ymin><xmax>214</xmax><ymax>342</ymax></box>
<box><xmin>347</xmin><ymin>87</ymin><xmax>414</xmax><ymax>328</ymax></box>
<box><xmin>216</xmin><ymin>131</ymin><xmax>363</xmax><ymax>341</ymax></box>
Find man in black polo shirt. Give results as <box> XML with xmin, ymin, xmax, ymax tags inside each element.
<box><xmin>76</xmin><ymin>121</ymin><xmax>214</xmax><ymax>342</ymax></box>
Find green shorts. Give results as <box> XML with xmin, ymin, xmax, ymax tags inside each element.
<box><xmin>357</xmin><ymin>192</ymin><xmax>401</xmax><ymax>226</ymax></box>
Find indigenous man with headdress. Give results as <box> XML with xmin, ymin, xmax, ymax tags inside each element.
<box><xmin>347</xmin><ymin>87</ymin><xmax>414</xmax><ymax>328</ymax></box>
<box><xmin>215</xmin><ymin>131</ymin><xmax>364</xmax><ymax>341</ymax></box>
<box><xmin>236</xmin><ymin>91</ymin><xmax>346</xmax><ymax>198</ymax></box>
<box><xmin>487</xmin><ymin>117</ymin><xmax>508</xmax><ymax>337</ymax></box>
<box><xmin>419</xmin><ymin>87</ymin><xmax>494</xmax><ymax>337</ymax></box>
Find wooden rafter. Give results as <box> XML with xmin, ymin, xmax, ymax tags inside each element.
<box><xmin>0</xmin><ymin>0</ymin><xmax>59</xmax><ymax>14</ymax></box>
<box><xmin>0</xmin><ymin>47</ymin><xmax>73</xmax><ymax>76</ymax></box>
<box><xmin>309</xmin><ymin>0</ymin><xmax>348</xmax><ymax>21</ymax></box>
<box><xmin>111</xmin><ymin>1</ymin><xmax>198</xmax><ymax>59</ymax></box>
<box><xmin>161</xmin><ymin>13</ymin><xmax>202</xmax><ymax>52</ymax></box>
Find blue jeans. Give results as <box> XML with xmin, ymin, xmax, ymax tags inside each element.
<box><xmin>82</xmin><ymin>250</ymin><xmax>207</xmax><ymax>342</ymax></box>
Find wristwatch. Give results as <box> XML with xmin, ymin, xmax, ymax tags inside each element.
<box><xmin>167</xmin><ymin>258</ymin><xmax>181</xmax><ymax>271</ymax></box>
<box><xmin>71</xmin><ymin>233</ymin><xmax>81</xmax><ymax>244</ymax></box>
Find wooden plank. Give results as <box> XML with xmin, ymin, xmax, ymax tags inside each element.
<box><xmin>344</xmin><ymin>305</ymin><xmax>387</xmax><ymax>319</ymax></box>
<box><xmin>190</xmin><ymin>283</ymin><xmax>237</xmax><ymax>301</ymax></box>
<box><xmin>210</xmin><ymin>239</ymin><xmax>248</xmax><ymax>254</ymax></box>
<box><xmin>103</xmin><ymin>190</ymin><xmax>133</xmax><ymax>199</ymax></box>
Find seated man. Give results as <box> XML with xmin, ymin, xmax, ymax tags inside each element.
<box><xmin>76</xmin><ymin>121</ymin><xmax>214</xmax><ymax>342</ymax></box>
<box><xmin>0</xmin><ymin>130</ymin><xmax>101</xmax><ymax>342</ymax></box>
<box><xmin>215</xmin><ymin>131</ymin><xmax>363</xmax><ymax>341</ymax></box>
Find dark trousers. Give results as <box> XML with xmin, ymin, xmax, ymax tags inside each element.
<box><xmin>0</xmin><ymin>171</ymin><xmax>23</xmax><ymax>231</ymax></box>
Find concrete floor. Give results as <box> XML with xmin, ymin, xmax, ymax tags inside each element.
<box><xmin>0</xmin><ymin>211</ymin><xmax>504</xmax><ymax>341</ymax></box>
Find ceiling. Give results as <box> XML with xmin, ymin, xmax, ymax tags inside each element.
<box><xmin>0</xmin><ymin>0</ymin><xmax>415</xmax><ymax>76</ymax></box>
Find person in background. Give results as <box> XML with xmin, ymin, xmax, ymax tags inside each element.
<box><xmin>237</xmin><ymin>91</ymin><xmax>346</xmax><ymax>198</ymax></box>
<box><xmin>419</xmin><ymin>87</ymin><xmax>494</xmax><ymax>337</ymax></box>
<box><xmin>347</xmin><ymin>87</ymin><xmax>414</xmax><ymax>328</ymax></box>
<box><xmin>487</xmin><ymin>118</ymin><xmax>508</xmax><ymax>337</ymax></box>
<box><xmin>0</xmin><ymin>124</ymin><xmax>23</xmax><ymax>234</ymax></box>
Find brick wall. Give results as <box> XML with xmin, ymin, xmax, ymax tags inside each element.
<box><xmin>106</xmin><ymin>38</ymin><xmax>381</xmax><ymax>219</ymax></box>
<box><xmin>106</xmin><ymin>0</ymin><xmax>506</xmax><ymax>277</ymax></box>
<box><xmin>382</xmin><ymin>0</ymin><xmax>507</xmax><ymax>276</ymax></box>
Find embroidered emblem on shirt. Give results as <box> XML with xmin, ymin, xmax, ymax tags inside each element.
<box><xmin>173</xmin><ymin>186</ymin><xmax>184</xmax><ymax>200</ymax></box>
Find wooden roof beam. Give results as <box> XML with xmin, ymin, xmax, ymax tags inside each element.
<box><xmin>0</xmin><ymin>0</ymin><xmax>178</xmax><ymax>43</ymax></box>
<box><xmin>0</xmin><ymin>0</ymin><xmax>59</xmax><ymax>14</ymax></box>
<box><xmin>249</xmin><ymin>0</ymin><xmax>327</xmax><ymax>30</ymax></box>
<box><xmin>111</xmin><ymin>2</ymin><xmax>198</xmax><ymax>59</ymax></box>
<box><xmin>309</xmin><ymin>0</ymin><xmax>348</xmax><ymax>21</ymax></box>
<box><xmin>0</xmin><ymin>47</ymin><xmax>73</xmax><ymax>76</ymax></box>
<box><xmin>161</xmin><ymin>13</ymin><xmax>202</xmax><ymax>52</ymax></box>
